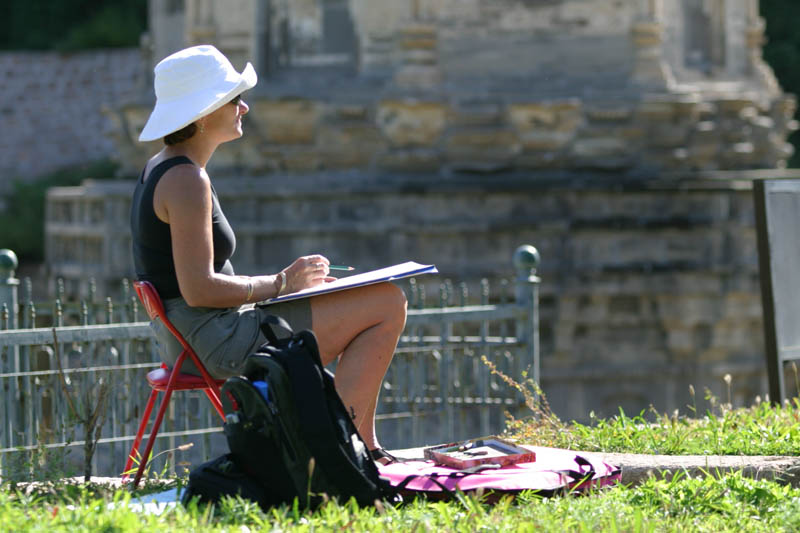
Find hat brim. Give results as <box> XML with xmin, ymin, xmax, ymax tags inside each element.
<box><xmin>138</xmin><ymin>62</ymin><xmax>257</xmax><ymax>142</ymax></box>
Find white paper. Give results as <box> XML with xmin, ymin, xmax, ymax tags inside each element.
<box><xmin>257</xmin><ymin>261</ymin><xmax>438</xmax><ymax>305</ymax></box>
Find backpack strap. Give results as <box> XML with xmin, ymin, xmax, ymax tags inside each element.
<box><xmin>259</xmin><ymin>314</ymin><xmax>294</xmax><ymax>345</ymax></box>
<box><xmin>260</xmin><ymin>315</ymin><xmax>326</xmax><ymax>369</ymax></box>
<box><xmin>552</xmin><ymin>455</ymin><xmax>596</xmax><ymax>486</ymax></box>
<box><xmin>395</xmin><ymin>474</ymin><xmax>453</xmax><ymax>496</ymax></box>
<box><xmin>393</xmin><ymin>463</ymin><xmax>501</xmax><ymax>496</ymax></box>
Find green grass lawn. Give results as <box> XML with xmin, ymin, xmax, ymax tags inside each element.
<box><xmin>4</xmin><ymin>374</ymin><xmax>800</xmax><ymax>532</ymax></box>
<box><xmin>498</xmin><ymin>365</ymin><xmax>800</xmax><ymax>457</ymax></box>
<box><xmin>3</xmin><ymin>468</ymin><xmax>800</xmax><ymax>532</ymax></box>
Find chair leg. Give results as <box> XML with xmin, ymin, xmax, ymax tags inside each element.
<box><xmin>188</xmin><ymin>351</ymin><xmax>225</xmax><ymax>419</ymax></box>
<box><xmin>203</xmin><ymin>388</ymin><xmax>225</xmax><ymax>421</ymax></box>
<box><xmin>123</xmin><ymin>389</ymin><xmax>159</xmax><ymax>482</ymax></box>
<box><xmin>132</xmin><ymin>388</ymin><xmax>176</xmax><ymax>489</ymax></box>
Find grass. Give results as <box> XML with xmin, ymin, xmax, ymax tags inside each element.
<box><xmin>3</xmin><ymin>470</ymin><xmax>800</xmax><ymax>532</ymax></box>
<box><xmin>504</xmin><ymin>392</ymin><xmax>800</xmax><ymax>456</ymax></box>
<box><xmin>4</xmin><ymin>368</ymin><xmax>800</xmax><ymax>531</ymax></box>
<box><xmin>488</xmin><ymin>357</ymin><xmax>800</xmax><ymax>456</ymax></box>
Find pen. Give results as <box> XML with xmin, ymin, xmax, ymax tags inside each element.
<box><xmin>329</xmin><ymin>265</ymin><xmax>355</xmax><ymax>271</ymax></box>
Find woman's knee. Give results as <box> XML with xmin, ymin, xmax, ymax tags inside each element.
<box><xmin>311</xmin><ymin>282</ymin><xmax>407</xmax><ymax>340</ymax></box>
<box><xmin>375</xmin><ymin>282</ymin><xmax>407</xmax><ymax>328</ymax></box>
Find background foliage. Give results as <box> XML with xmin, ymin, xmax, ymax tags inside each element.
<box><xmin>761</xmin><ymin>0</ymin><xmax>800</xmax><ymax>167</ymax></box>
<box><xmin>0</xmin><ymin>0</ymin><xmax>147</xmax><ymax>51</ymax></box>
<box><xmin>0</xmin><ymin>2</ymin><xmax>146</xmax><ymax>261</ymax></box>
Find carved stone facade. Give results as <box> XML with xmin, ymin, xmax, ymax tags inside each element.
<box><xmin>112</xmin><ymin>0</ymin><xmax>793</xmax><ymax>179</ymax></box>
<box><xmin>46</xmin><ymin>1</ymin><xmax>800</xmax><ymax>421</ymax></box>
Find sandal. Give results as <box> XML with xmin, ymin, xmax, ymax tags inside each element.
<box><xmin>369</xmin><ymin>447</ymin><xmax>400</xmax><ymax>465</ymax></box>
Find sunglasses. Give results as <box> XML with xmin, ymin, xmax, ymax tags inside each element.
<box><xmin>229</xmin><ymin>94</ymin><xmax>243</xmax><ymax>106</ymax></box>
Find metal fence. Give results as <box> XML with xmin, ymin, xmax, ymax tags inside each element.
<box><xmin>0</xmin><ymin>245</ymin><xmax>540</xmax><ymax>480</ymax></box>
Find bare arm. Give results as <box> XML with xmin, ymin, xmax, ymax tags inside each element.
<box><xmin>154</xmin><ymin>165</ymin><xmax>333</xmax><ymax>307</ymax></box>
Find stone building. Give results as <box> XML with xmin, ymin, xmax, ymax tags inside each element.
<box><xmin>112</xmin><ymin>0</ymin><xmax>792</xmax><ymax>177</ymax></box>
<box><xmin>47</xmin><ymin>0</ymin><xmax>799</xmax><ymax>422</ymax></box>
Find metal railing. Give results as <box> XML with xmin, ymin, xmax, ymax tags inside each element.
<box><xmin>0</xmin><ymin>245</ymin><xmax>540</xmax><ymax>480</ymax></box>
<box><xmin>0</xmin><ymin>323</ymin><xmax>218</xmax><ymax>481</ymax></box>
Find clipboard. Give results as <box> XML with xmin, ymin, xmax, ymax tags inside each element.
<box><xmin>256</xmin><ymin>261</ymin><xmax>438</xmax><ymax>306</ymax></box>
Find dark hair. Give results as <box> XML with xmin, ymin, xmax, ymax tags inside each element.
<box><xmin>164</xmin><ymin>123</ymin><xmax>198</xmax><ymax>145</ymax></box>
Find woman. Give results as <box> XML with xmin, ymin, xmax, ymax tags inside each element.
<box><xmin>131</xmin><ymin>45</ymin><xmax>406</xmax><ymax>463</ymax></box>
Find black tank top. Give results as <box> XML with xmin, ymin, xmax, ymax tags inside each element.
<box><xmin>130</xmin><ymin>156</ymin><xmax>236</xmax><ymax>299</ymax></box>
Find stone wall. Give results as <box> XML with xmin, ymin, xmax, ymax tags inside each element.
<box><xmin>0</xmin><ymin>49</ymin><xmax>144</xmax><ymax>187</ymax></box>
<box><xmin>45</xmin><ymin>169</ymin><xmax>797</xmax><ymax>422</ymax></box>
<box><xmin>108</xmin><ymin>90</ymin><xmax>796</xmax><ymax>180</ymax></box>
<box><xmin>36</xmin><ymin>0</ymin><xmax>800</xmax><ymax>425</ymax></box>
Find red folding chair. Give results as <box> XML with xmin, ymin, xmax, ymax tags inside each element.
<box><xmin>123</xmin><ymin>280</ymin><xmax>226</xmax><ymax>489</ymax></box>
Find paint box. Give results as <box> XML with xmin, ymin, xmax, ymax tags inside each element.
<box><xmin>423</xmin><ymin>437</ymin><xmax>536</xmax><ymax>469</ymax></box>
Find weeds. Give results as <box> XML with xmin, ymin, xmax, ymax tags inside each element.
<box><xmin>1</xmin><ymin>435</ymin><xmax>76</xmax><ymax>486</ymax></box>
<box><xmin>52</xmin><ymin>328</ymin><xmax>110</xmax><ymax>482</ymax></box>
<box><xmin>480</xmin><ymin>355</ymin><xmax>571</xmax><ymax>446</ymax></box>
<box><xmin>122</xmin><ymin>442</ymin><xmax>194</xmax><ymax>483</ymax></box>
<box><xmin>485</xmin><ymin>360</ymin><xmax>800</xmax><ymax>457</ymax></box>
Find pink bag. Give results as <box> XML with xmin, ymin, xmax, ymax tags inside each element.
<box><xmin>378</xmin><ymin>445</ymin><xmax>621</xmax><ymax>500</ymax></box>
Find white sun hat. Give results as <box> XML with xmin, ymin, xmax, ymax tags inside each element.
<box><xmin>138</xmin><ymin>44</ymin><xmax>258</xmax><ymax>142</ymax></box>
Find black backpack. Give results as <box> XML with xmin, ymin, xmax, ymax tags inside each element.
<box><xmin>181</xmin><ymin>453</ymin><xmax>274</xmax><ymax>509</ymax></box>
<box><xmin>216</xmin><ymin>315</ymin><xmax>397</xmax><ymax>509</ymax></box>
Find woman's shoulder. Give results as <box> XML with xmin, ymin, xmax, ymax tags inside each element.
<box><xmin>148</xmin><ymin>156</ymin><xmax>212</xmax><ymax>215</ymax></box>
<box><xmin>150</xmin><ymin>155</ymin><xmax>211</xmax><ymax>213</ymax></box>
<box><xmin>157</xmin><ymin>161</ymin><xmax>210</xmax><ymax>193</ymax></box>
<box><xmin>144</xmin><ymin>153</ymin><xmax>202</xmax><ymax>184</ymax></box>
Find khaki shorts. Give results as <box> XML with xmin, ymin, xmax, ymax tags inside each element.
<box><xmin>151</xmin><ymin>297</ymin><xmax>312</xmax><ymax>378</ymax></box>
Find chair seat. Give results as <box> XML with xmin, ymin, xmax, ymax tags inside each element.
<box><xmin>147</xmin><ymin>367</ymin><xmax>226</xmax><ymax>391</ymax></box>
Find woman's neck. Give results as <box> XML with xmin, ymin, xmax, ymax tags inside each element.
<box><xmin>164</xmin><ymin>137</ymin><xmax>218</xmax><ymax>169</ymax></box>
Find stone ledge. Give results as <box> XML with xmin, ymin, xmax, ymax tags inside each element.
<box><xmin>588</xmin><ymin>452</ymin><xmax>800</xmax><ymax>487</ymax></box>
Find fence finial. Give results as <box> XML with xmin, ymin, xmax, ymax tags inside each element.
<box><xmin>0</xmin><ymin>249</ymin><xmax>19</xmax><ymax>329</ymax></box>
<box><xmin>513</xmin><ymin>244</ymin><xmax>541</xmax><ymax>388</ymax></box>
<box><xmin>0</xmin><ymin>249</ymin><xmax>18</xmax><ymax>282</ymax></box>
<box><xmin>513</xmin><ymin>244</ymin><xmax>540</xmax><ymax>282</ymax></box>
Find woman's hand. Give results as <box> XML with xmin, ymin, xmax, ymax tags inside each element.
<box><xmin>282</xmin><ymin>255</ymin><xmax>337</xmax><ymax>294</ymax></box>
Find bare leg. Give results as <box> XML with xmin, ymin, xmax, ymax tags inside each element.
<box><xmin>309</xmin><ymin>282</ymin><xmax>407</xmax><ymax>450</ymax></box>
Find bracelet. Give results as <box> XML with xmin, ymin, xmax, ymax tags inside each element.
<box><xmin>245</xmin><ymin>279</ymin><xmax>254</xmax><ymax>302</ymax></box>
<box><xmin>277</xmin><ymin>271</ymin><xmax>287</xmax><ymax>295</ymax></box>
